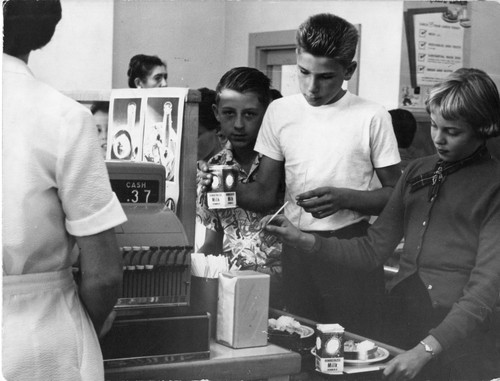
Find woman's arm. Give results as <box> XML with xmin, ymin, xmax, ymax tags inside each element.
<box><xmin>76</xmin><ymin>228</ymin><xmax>123</xmax><ymax>337</ymax></box>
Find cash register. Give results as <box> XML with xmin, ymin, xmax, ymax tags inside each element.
<box><xmin>100</xmin><ymin>160</ymin><xmax>210</xmax><ymax>368</ymax></box>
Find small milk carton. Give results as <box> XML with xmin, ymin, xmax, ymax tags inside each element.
<box><xmin>315</xmin><ymin>323</ymin><xmax>344</xmax><ymax>374</ymax></box>
<box><xmin>207</xmin><ymin>165</ymin><xmax>238</xmax><ymax>209</ymax></box>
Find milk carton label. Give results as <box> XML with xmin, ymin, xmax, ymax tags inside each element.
<box><xmin>315</xmin><ymin>356</ymin><xmax>344</xmax><ymax>374</ymax></box>
<box><xmin>207</xmin><ymin>191</ymin><xmax>236</xmax><ymax>209</ymax></box>
<box><xmin>207</xmin><ymin>165</ymin><xmax>238</xmax><ymax>209</ymax></box>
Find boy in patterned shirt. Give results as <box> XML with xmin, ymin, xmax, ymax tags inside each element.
<box><xmin>196</xmin><ymin>67</ymin><xmax>284</xmax><ymax>308</ymax></box>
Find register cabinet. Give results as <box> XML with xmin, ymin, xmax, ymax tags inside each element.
<box><xmin>98</xmin><ymin>90</ymin><xmax>212</xmax><ymax>368</ymax></box>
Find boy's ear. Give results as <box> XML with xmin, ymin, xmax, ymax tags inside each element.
<box><xmin>212</xmin><ymin>104</ymin><xmax>220</xmax><ymax>122</ymax></box>
<box><xmin>344</xmin><ymin>61</ymin><xmax>358</xmax><ymax>81</ymax></box>
<box><xmin>134</xmin><ymin>78</ymin><xmax>143</xmax><ymax>88</ymax></box>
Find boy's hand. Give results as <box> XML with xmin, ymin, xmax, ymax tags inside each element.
<box><xmin>382</xmin><ymin>346</ymin><xmax>432</xmax><ymax>381</ymax></box>
<box><xmin>196</xmin><ymin>160</ymin><xmax>213</xmax><ymax>192</ymax></box>
<box><xmin>259</xmin><ymin>214</ymin><xmax>300</xmax><ymax>245</ymax></box>
<box><xmin>296</xmin><ymin>187</ymin><xmax>348</xmax><ymax>219</ymax></box>
<box><xmin>260</xmin><ymin>214</ymin><xmax>315</xmax><ymax>251</ymax></box>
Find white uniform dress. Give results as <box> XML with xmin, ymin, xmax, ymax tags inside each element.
<box><xmin>2</xmin><ymin>54</ymin><xmax>127</xmax><ymax>380</ymax></box>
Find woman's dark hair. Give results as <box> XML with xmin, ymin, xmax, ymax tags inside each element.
<box><xmin>127</xmin><ymin>54</ymin><xmax>166</xmax><ymax>88</ymax></box>
<box><xmin>3</xmin><ymin>0</ymin><xmax>62</xmax><ymax>57</ymax></box>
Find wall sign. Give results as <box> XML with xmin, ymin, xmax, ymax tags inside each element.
<box><xmin>405</xmin><ymin>7</ymin><xmax>464</xmax><ymax>88</ymax></box>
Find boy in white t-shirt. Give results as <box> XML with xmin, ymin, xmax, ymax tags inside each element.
<box><xmin>200</xmin><ymin>13</ymin><xmax>401</xmax><ymax>337</ymax></box>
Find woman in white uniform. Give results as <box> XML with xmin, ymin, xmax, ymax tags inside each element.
<box><xmin>2</xmin><ymin>1</ymin><xmax>127</xmax><ymax>380</ymax></box>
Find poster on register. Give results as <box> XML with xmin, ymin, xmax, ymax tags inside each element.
<box><xmin>108</xmin><ymin>92</ymin><xmax>144</xmax><ymax>161</ymax></box>
<box><xmin>412</xmin><ymin>12</ymin><xmax>464</xmax><ymax>86</ymax></box>
<box><xmin>107</xmin><ymin>87</ymin><xmax>189</xmax><ymax>211</ymax></box>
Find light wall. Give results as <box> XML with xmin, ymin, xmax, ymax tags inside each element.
<box><xmin>223</xmin><ymin>1</ymin><xmax>404</xmax><ymax>108</ymax></box>
<box><xmin>28</xmin><ymin>0</ymin><xmax>114</xmax><ymax>92</ymax></box>
<box><xmin>112</xmin><ymin>1</ymin><xmax>225</xmax><ymax>90</ymax></box>
<box><xmin>23</xmin><ymin>0</ymin><xmax>500</xmax><ymax>110</ymax></box>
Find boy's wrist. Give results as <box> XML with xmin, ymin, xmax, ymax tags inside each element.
<box><xmin>298</xmin><ymin>232</ymin><xmax>317</xmax><ymax>253</ymax></box>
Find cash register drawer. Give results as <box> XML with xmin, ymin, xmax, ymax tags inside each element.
<box><xmin>101</xmin><ymin>312</ymin><xmax>210</xmax><ymax>368</ymax></box>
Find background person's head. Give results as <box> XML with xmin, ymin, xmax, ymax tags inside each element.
<box><xmin>214</xmin><ymin>67</ymin><xmax>272</xmax><ymax>151</ymax></box>
<box><xmin>389</xmin><ymin>108</ymin><xmax>417</xmax><ymax>149</ymax></box>
<box><xmin>215</xmin><ymin>67</ymin><xmax>272</xmax><ymax>108</ymax></box>
<box><xmin>295</xmin><ymin>13</ymin><xmax>358</xmax><ymax>107</ymax></box>
<box><xmin>3</xmin><ymin>0</ymin><xmax>62</xmax><ymax>59</ymax></box>
<box><xmin>426</xmin><ymin>68</ymin><xmax>500</xmax><ymax>141</ymax></box>
<box><xmin>197</xmin><ymin>87</ymin><xmax>222</xmax><ymax>160</ymax></box>
<box><xmin>127</xmin><ymin>54</ymin><xmax>168</xmax><ymax>88</ymax></box>
<box><xmin>90</xmin><ymin>101</ymin><xmax>110</xmax><ymax>158</ymax></box>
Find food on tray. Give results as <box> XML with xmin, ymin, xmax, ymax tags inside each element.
<box><xmin>343</xmin><ymin>339</ymin><xmax>378</xmax><ymax>360</ymax></box>
<box><xmin>268</xmin><ymin>316</ymin><xmax>313</xmax><ymax>338</ymax></box>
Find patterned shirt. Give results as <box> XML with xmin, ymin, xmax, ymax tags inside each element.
<box><xmin>197</xmin><ymin>142</ymin><xmax>282</xmax><ymax>270</ymax></box>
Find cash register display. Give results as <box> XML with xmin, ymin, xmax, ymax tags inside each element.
<box><xmin>106</xmin><ymin>160</ymin><xmax>165</xmax><ymax>204</ymax></box>
<box><xmin>111</xmin><ymin>179</ymin><xmax>160</xmax><ymax>204</ymax></box>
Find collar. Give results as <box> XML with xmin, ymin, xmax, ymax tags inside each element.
<box><xmin>3</xmin><ymin>53</ymin><xmax>34</xmax><ymax>77</ymax></box>
<box><xmin>216</xmin><ymin>141</ymin><xmax>261</xmax><ymax>179</ymax></box>
<box><xmin>407</xmin><ymin>145</ymin><xmax>489</xmax><ymax>201</ymax></box>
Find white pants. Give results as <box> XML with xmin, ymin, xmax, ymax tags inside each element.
<box><xmin>2</xmin><ymin>268</ymin><xmax>104</xmax><ymax>381</ymax></box>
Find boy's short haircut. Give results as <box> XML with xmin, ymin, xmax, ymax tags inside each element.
<box><xmin>215</xmin><ymin>67</ymin><xmax>272</xmax><ymax>107</ymax></box>
<box><xmin>296</xmin><ymin>13</ymin><xmax>358</xmax><ymax>66</ymax></box>
<box><xmin>389</xmin><ymin>108</ymin><xmax>417</xmax><ymax>149</ymax></box>
<box><xmin>426</xmin><ymin>68</ymin><xmax>500</xmax><ymax>139</ymax></box>
<box><xmin>3</xmin><ymin>0</ymin><xmax>62</xmax><ymax>57</ymax></box>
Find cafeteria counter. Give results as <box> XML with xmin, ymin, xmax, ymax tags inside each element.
<box><xmin>104</xmin><ymin>307</ymin><xmax>403</xmax><ymax>381</ymax></box>
<box><xmin>105</xmin><ymin>339</ymin><xmax>301</xmax><ymax>381</ymax></box>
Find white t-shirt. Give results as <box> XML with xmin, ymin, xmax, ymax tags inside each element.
<box><xmin>255</xmin><ymin>92</ymin><xmax>400</xmax><ymax>231</ymax></box>
<box><xmin>2</xmin><ymin>54</ymin><xmax>127</xmax><ymax>275</ymax></box>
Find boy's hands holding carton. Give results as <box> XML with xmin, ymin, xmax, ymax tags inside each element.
<box><xmin>197</xmin><ymin>160</ymin><xmax>213</xmax><ymax>191</ymax></box>
<box><xmin>296</xmin><ymin>186</ymin><xmax>349</xmax><ymax>219</ymax></box>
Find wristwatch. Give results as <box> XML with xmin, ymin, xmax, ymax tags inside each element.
<box><xmin>419</xmin><ymin>340</ymin><xmax>435</xmax><ymax>358</ymax></box>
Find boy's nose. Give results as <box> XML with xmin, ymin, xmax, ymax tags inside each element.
<box><xmin>159</xmin><ymin>78</ymin><xmax>167</xmax><ymax>87</ymax></box>
<box><xmin>307</xmin><ymin>77</ymin><xmax>319</xmax><ymax>93</ymax></box>
<box><xmin>234</xmin><ymin>115</ymin><xmax>244</xmax><ymax>129</ymax></box>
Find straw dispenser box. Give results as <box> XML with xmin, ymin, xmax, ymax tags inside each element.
<box><xmin>216</xmin><ymin>270</ymin><xmax>270</xmax><ymax>348</ymax></box>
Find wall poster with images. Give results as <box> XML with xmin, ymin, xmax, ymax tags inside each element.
<box><xmin>107</xmin><ymin>88</ymin><xmax>189</xmax><ymax>211</ymax></box>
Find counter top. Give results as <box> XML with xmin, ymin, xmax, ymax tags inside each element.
<box><xmin>105</xmin><ymin>339</ymin><xmax>301</xmax><ymax>381</ymax></box>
